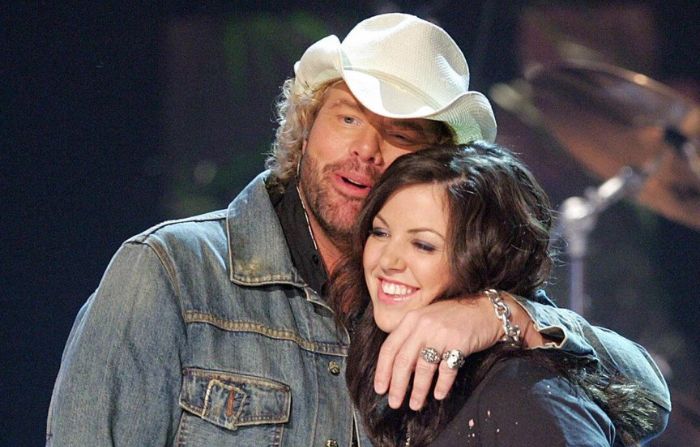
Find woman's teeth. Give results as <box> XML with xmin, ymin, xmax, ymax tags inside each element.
<box><xmin>381</xmin><ymin>281</ymin><xmax>416</xmax><ymax>296</ymax></box>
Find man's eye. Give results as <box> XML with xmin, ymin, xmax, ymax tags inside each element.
<box><xmin>343</xmin><ymin>116</ymin><xmax>358</xmax><ymax>125</ymax></box>
<box><xmin>388</xmin><ymin>132</ymin><xmax>423</xmax><ymax>146</ymax></box>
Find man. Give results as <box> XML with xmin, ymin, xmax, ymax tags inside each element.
<box><xmin>47</xmin><ymin>13</ymin><xmax>669</xmax><ymax>446</ymax></box>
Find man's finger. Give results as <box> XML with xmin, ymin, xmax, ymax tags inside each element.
<box><xmin>409</xmin><ymin>356</ymin><xmax>440</xmax><ymax>410</ymax></box>
<box><xmin>374</xmin><ymin>320</ymin><xmax>413</xmax><ymax>394</ymax></box>
<box><xmin>433</xmin><ymin>360</ymin><xmax>460</xmax><ymax>400</ymax></box>
<box><xmin>387</xmin><ymin>345</ymin><xmax>418</xmax><ymax>408</ymax></box>
<box><xmin>389</xmin><ymin>326</ymin><xmax>430</xmax><ymax>408</ymax></box>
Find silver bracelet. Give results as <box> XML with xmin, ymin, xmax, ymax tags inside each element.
<box><xmin>484</xmin><ymin>289</ymin><xmax>522</xmax><ymax>347</ymax></box>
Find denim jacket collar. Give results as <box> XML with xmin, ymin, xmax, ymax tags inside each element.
<box><xmin>226</xmin><ymin>171</ymin><xmax>306</xmax><ymax>288</ymax></box>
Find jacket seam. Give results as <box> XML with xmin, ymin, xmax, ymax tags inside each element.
<box><xmin>184</xmin><ymin>311</ymin><xmax>347</xmax><ymax>356</ymax></box>
<box><xmin>124</xmin><ymin>239</ymin><xmax>186</xmax><ymax>327</ymax></box>
<box><xmin>138</xmin><ymin>212</ymin><xmax>227</xmax><ymax>238</ymax></box>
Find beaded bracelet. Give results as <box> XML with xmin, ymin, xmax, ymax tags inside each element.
<box><xmin>484</xmin><ymin>289</ymin><xmax>522</xmax><ymax>347</ymax></box>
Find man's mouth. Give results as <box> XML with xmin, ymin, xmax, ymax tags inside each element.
<box><xmin>341</xmin><ymin>176</ymin><xmax>370</xmax><ymax>189</ymax></box>
<box><xmin>333</xmin><ymin>171</ymin><xmax>375</xmax><ymax>197</ymax></box>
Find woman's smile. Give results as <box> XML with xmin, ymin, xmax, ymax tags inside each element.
<box><xmin>363</xmin><ymin>182</ymin><xmax>450</xmax><ymax>332</ymax></box>
<box><xmin>377</xmin><ymin>278</ymin><xmax>419</xmax><ymax>303</ymax></box>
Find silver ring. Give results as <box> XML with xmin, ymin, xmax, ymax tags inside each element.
<box><xmin>419</xmin><ymin>347</ymin><xmax>442</xmax><ymax>364</ymax></box>
<box><xmin>442</xmin><ymin>349</ymin><xmax>466</xmax><ymax>369</ymax></box>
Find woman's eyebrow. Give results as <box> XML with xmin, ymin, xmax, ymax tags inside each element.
<box><xmin>373</xmin><ymin>214</ymin><xmax>388</xmax><ymax>225</ymax></box>
<box><xmin>408</xmin><ymin>228</ymin><xmax>446</xmax><ymax>240</ymax></box>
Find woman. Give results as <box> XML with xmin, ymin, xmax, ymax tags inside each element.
<box><xmin>330</xmin><ymin>143</ymin><xmax>654</xmax><ymax>446</ymax></box>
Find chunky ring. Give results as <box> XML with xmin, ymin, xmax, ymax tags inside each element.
<box><xmin>419</xmin><ymin>347</ymin><xmax>442</xmax><ymax>364</ymax></box>
<box><xmin>441</xmin><ymin>349</ymin><xmax>466</xmax><ymax>369</ymax></box>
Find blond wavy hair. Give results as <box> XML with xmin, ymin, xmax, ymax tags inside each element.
<box><xmin>265</xmin><ymin>78</ymin><xmax>456</xmax><ymax>191</ymax></box>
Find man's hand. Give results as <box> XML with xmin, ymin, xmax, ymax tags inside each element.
<box><xmin>373</xmin><ymin>292</ymin><xmax>543</xmax><ymax>410</ymax></box>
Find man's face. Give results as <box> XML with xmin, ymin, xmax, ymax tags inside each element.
<box><xmin>299</xmin><ymin>82</ymin><xmax>443</xmax><ymax>244</ymax></box>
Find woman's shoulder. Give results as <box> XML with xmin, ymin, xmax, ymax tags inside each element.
<box><xmin>429</xmin><ymin>355</ymin><xmax>616</xmax><ymax>446</ymax></box>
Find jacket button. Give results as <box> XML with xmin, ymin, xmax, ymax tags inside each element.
<box><xmin>326</xmin><ymin>440</ymin><xmax>339</xmax><ymax>447</ymax></box>
<box><xmin>328</xmin><ymin>360</ymin><xmax>341</xmax><ymax>375</ymax></box>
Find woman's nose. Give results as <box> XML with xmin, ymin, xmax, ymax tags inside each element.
<box><xmin>379</xmin><ymin>243</ymin><xmax>405</xmax><ymax>271</ymax></box>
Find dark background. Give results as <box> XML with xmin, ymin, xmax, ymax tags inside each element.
<box><xmin>4</xmin><ymin>1</ymin><xmax>699</xmax><ymax>445</ymax></box>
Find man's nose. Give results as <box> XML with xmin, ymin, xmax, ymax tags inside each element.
<box><xmin>351</xmin><ymin>129</ymin><xmax>383</xmax><ymax>165</ymax></box>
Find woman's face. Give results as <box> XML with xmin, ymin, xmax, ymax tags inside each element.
<box><xmin>363</xmin><ymin>183</ymin><xmax>452</xmax><ymax>332</ymax></box>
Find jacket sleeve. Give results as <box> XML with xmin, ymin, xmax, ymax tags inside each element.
<box><xmin>430</xmin><ymin>356</ymin><xmax>617</xmax><ymax>447</ymax></box>
<box><xmin>513</xmin><ymin>294</ymin><xmax>671</xmax><ymax>442</ymax></box>
<box><xmin>47</xmin><ymin>241</ymin><xmax>186</xmax><ymax>446</ymax></box>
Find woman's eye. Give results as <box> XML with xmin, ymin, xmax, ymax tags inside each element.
<box><xmin>369</xmin><ymin>227</ymin><xmax>389</xmax><ymax>238</ymax></box>
<box><xmin>413</xmin><ymin>241</ymin><xmax>436</xmax><ymax>253</ymax></box>
<box><xmin>343</xmin><ymin>115</ymin><xmax>358</xmax><ymax>125</ymax></box>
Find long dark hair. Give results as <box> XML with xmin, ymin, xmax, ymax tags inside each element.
<box><xmin>332</xmin><ymin>142</ymin><xmax>552</xmax><ymax>324</ymax></box>
<box><xmin>329</xmin><ymin>142</ymin><xmax>654</xmax><ymax>446</ymax></box>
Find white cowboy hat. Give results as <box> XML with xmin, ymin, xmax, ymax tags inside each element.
<box><xmin>293</xmin><ymin>13</ymin><xmax>497</xmax><ymax>144</ymax></box>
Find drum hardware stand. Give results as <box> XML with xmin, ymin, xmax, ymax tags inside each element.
<box><xmin>664</xmin><ymin>127</ymin><xmax>700</xmax><ymax>182</ymax></box>
<box><xmin>555</xmin><ymin>165</ymin><xmax>646</xmax><ymax>315</ymax></box>
<box><xmin>555</xmin><ymin>127</ymin><xmax>694</xmax><ymax>315</ymax></box>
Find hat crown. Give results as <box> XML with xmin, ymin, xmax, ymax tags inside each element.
<box><xmin>341</xmin><ymin>14</ymin><xmax>470</xmax><ymax>106</ymax></box>
<box><xmin>292</xmin><ymin>13</ymin><xmax>497</xmax><ymax>143</ymax></box>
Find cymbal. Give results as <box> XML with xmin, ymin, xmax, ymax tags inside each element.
<box><xmin>521</xmin><ymin>60</ymin><xmax>700</xmax><ymax>230</ymax></box>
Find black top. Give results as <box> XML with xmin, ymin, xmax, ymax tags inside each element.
<box><xmin>270</xmin><ymin>179</ymin><xmax>328</xmax><ymax>294</ymax></box>
<box><xmin>429</xmin><ymin>356</ymin><xmax>617</xmax><ymax>446</ymax></box>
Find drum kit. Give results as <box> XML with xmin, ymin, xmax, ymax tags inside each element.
<box><xmin>490</xmin><ymin>58</ymin><xmax>700</xmax><ymax>444</ymax></box>
<box><xmin>490</xmin><ymin>59</ymin><xmax>700</xmax><ymax>315</ymax></box>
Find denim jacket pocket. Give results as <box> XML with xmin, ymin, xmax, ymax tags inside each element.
<box><xmin>179</xmin><ymin>368</ymin><xmax>291</xmax><ymax>431</ymax></box>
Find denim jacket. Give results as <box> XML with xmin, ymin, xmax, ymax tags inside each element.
<box><xmin>47</xmin><ymin>172</ymin><xmax>670</xmax><ymax>446</ymax></box>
